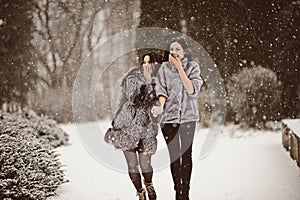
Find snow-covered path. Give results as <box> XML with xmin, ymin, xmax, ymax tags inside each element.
<box><xmin>50</xmin><ymin>121</ymin><xmax>300</xmax><ymax>200</ymax></box>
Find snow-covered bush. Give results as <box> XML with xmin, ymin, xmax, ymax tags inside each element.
<box><xmin>1</xmin><ymin>110</ymin><xmax>69</xmax><ymax>148</ymax></box>
<box><xmin>0</xmin><ymin>112</ymin><xmax>68</xmax><ymax>199</ymax></box>
<box><xmin>22</xmin><ymin>109</ymin><xmax>69</xmax><ymax>148</ymax></box>
<box><xmin>227</xmin><ymin>66</ymin><xmax>282</xmax><ymax>128</ymax></box>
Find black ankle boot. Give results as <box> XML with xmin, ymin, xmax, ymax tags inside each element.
<box><xmin>176</xmin><ymin>191</ymin><xmax>183</xmax><ymax>200</ymax></box>
<box><xmin>175</xmin><ymin>184</ymin><xmax>182</xmax><ymax>200</ymax></box>
<box><xmin>144</xmin><ymin>180</ymin><xmax>157</xmax><ymax>200</ymax></box>
<box><xmin>181</xmin><ymin>192</ymin><xmax>189</xmax><ymax>200</ymax></box>
<box><xmin>181</xmin><ymin>183</ymin><xmax>190</xmax><ymax>200</ymax></box>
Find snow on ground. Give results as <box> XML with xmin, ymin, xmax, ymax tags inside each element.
<box><xmin>49</xmin><ymin>121</ymin><xmax>300</xmax><ymax>200</ymax></box>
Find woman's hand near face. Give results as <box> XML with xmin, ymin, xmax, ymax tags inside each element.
<box><xmin>169</xmin><ymin>54</ymin><xmax>194</xmax><ymax>94</ymax></box>
<box><xmin>169</xmin><ymin>54</ymin><xmax>183</xmax><ymax>71</ymax></box>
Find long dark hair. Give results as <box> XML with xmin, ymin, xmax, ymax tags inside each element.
<box><xmin>162</xmin><ymin>38</ymin><xmax>193</xmax><ymax>62</ymax></box>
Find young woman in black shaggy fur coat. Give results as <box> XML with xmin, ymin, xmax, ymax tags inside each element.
<box><xmin>105</xmin><ymin>53</ymin><xmax>161</xmax><ymax>200</ymax></box>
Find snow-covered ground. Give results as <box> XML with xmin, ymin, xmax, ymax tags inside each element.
<box><xmin>50</xmin><ymin>121</ymin><xmax>300</xmax><ymax>200</ymax></box>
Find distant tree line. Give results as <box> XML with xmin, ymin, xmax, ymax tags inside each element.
<box><xmin>0</xmin><ymin>0</ymin><xmax>298</xmax><ymax>123</ymax></box>
<box><xmin>0</xmin><ymin>0</ymin><xmax>139</xmax><ymax>122</ymax></box>
<box><xmin>0</xmin><ymin>0</ymin><xmax>35</xmax><ymax>107</ymax></box>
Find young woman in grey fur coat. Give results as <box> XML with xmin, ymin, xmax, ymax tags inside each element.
<box><xmin>152</xmin><ymin>38</ymin><xmax>203</xmax><ymax>200</ymax></box>
<box><xmin>105</xmin><ymin>53</ymin><xmax>160</xmax><ymax>200</ymax></box>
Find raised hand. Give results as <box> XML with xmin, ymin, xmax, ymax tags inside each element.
<box><xmin>143</xmin><ymin>63</ymin><xmax>154</xmax><ymax>83</ymax></box>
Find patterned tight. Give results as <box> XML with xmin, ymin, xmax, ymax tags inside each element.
<box><xmin>123</xmin><ymin>141</ymin><xmax>153</xmax><ymax>191</ymax></box>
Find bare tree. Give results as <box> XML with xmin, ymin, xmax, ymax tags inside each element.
<box><xmin>31</xmin><ymin>0</ymin><xmax>122</xmax><ymax>88</ymax></box>
<box><xmin>30</xmin><ymin>0</ymin><xmax>140</xmax><ymax>122</ymax></box>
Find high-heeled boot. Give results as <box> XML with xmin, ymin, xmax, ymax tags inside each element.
<box><xmin>136</xmin><ymin>188</ymin><xmax>146</xmax><ymax>200</ymax></box>
<box><xmin>175</xmin><ymin>184</ymin><xmax>182</xmax><ymax>200</ymax></box>
<box><xmin>181</xmin><ymin>183</ymin><xmax>190</xmax><ymax>200</ymax></box>
<box><xmin>144</xmin><ymin>180</ymin><xmax>157</xmax><ymax>200</ymax></box>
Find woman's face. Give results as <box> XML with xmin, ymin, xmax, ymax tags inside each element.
<box><xmin>169</xmin><ymin>42</ymin><xmax>185</xmax><ymax>60</ymax></box>
<box><xmin>143</xmin><ymin>55</ymin><xmax>151</xmax><ymax>64</ymax></box>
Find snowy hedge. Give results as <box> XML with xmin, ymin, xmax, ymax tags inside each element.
<box><xmin>227</xmin><ymin>66</ymin><xmax>282</xmax><ymax>128</ymax></box>
<box><xmin>0</xmin><ymin>111</ymin><xmax>68</xmax><ymax>199</ymax></box>
<box><xmin>21</xmin><ymin>109</ymin><xmax>69</xmax><ymax>148</ymax></box>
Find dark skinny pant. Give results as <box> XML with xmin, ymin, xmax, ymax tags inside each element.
<box><xmin>161</xmin><ymin>122</ymin><xmax>196</xmax><ymax>200</ymax></box>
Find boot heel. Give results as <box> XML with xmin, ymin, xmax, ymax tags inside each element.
<box><xmin>144</xmin><ymin>180</ymin><xmax>157</xmax><ymax>200</ymax></box>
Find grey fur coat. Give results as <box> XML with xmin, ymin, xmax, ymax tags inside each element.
<box><xmin>104</xmin><ymin>66</ymin><xmax>159</xmax><ymax>154</ymax></box>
